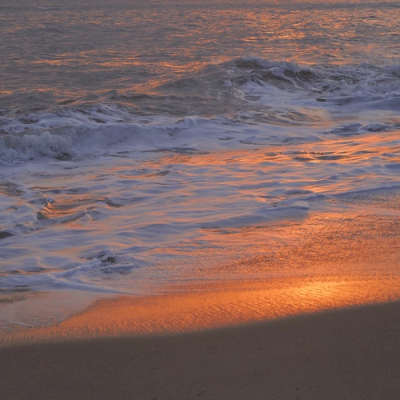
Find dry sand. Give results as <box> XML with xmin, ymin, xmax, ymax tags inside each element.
<box><xmin>1</xmin><ymin>301</ymin><xmax>399</xmax><ymax>400</ymax></box>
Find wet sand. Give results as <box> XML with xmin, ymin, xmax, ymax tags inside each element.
<box><xmin>2</xmin><ymin>276</ymin><xmax>400</xmax><ymax>346</ymax></box>
<box><xmin>1</xmin><ymin>300</ymin><xmax>399</xmax><ymax>400</ymax></box>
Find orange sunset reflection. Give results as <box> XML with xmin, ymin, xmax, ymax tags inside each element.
<box><xmin>2</xmin><ymin>198</ymin><xmax>400</xmax><ymax>347</ymax></box>
<box><xmin>2</xmin><ymin>275</ymin><xmax>399</xmax><ymax>347</ymax></box>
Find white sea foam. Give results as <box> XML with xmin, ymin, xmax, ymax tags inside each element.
<box><xmin>0</xmin><ymin>112</ymin><xmax>321</xmax><ymax>165</ymax></box>
<box><xmin>232</xmin><ymin>58</ymin><xmax>400</xmax><ymax>114</ymax></box>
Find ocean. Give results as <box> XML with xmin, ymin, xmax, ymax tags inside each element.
<box><xmin>1</xmin><ymin>0</ymin><xmax>400</xmax><ymax>332</ymax></box>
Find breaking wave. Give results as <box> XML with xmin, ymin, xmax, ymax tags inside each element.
<box><xmin>1</xmin><ymin>58</ymin><xmax>400</xmax><ymax>164</ymax></box>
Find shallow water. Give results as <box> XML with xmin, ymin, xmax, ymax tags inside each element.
<box><xmin>1</xmin><ymin>0</ymin><xmax>400</xmax><ymax>331</ymax></box>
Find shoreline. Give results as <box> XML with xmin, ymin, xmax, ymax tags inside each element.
<box><xmin>2</xmin><ymin>275</ymin><xmax>400</xmax><ymax>347</ymax></box>
<box><xmin>1</xmin><ymin>300</ymin><xmax>399</xmax><ymax>400</ymax></box>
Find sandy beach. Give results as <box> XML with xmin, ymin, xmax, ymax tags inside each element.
<box><xmin>1</xmin><ymin>300</ymin><xmax>399</xmax><ymax>400</ymax></box>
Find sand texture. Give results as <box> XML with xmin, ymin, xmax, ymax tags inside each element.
<box><xmin>1</xmin><ymin>301</ymin><xmax>399</xmax><ymax>400</ymax></box>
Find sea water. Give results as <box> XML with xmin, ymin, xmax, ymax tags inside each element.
<box><xmin>1</xmin><ymin>0</ymin><xmax>400</xmax><ymax>331</ymax></box>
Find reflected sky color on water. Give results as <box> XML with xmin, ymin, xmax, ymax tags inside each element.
<box><xmin>1</xmin><ymin>0</ymin><xmax>400</xmax><ymax>110</ymax></box>
<box><xmin>0</xmin><ymin>0</ymin><xmax>400</xmax><ymax>336</ymax></box>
